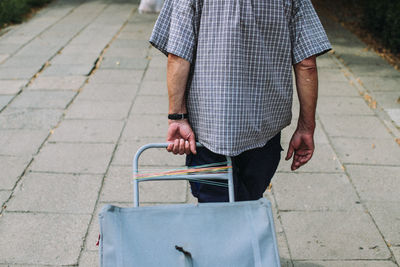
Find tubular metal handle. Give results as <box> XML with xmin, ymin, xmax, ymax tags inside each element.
<box><xmin>132</xmin><ymin>143</ymin><xmax>235</xmax><ymax>207</ymax></box>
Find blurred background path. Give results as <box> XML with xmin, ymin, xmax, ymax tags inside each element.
<box><xmin>0</xmin><ymin>0</ymin><xmax>399</xmax><ymax>266</ymax></box>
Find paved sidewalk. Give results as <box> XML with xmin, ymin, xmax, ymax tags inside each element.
<box><xmin>0</xmin><ymin>0</ymin><xmax>399</xmax><ymax>266</ymax></box>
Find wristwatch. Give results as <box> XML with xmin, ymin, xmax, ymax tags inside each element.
<box><xmin>168</xmin><ymin>113</ymin><xmax>188</xmax><ymax>120</ymax></box>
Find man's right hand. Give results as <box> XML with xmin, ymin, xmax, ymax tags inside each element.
<box><xmin>166</xmin><ymin>120</ymin><xmax>197</xmax><ymax>155</ymax></box>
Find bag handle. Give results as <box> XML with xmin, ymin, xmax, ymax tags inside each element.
<box><xmin>132</xmin><ymin>143</ymin><xmax>235</xmax><ymax>207</ymax></box>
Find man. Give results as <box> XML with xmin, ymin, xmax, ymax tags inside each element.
<box><xmin>150</xmin><ymin>0</ymin><xmax>331</xmax><ymax>202</ymax></box>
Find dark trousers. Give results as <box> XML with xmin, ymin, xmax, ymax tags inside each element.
<box><xmin>186</xmin><ymin>133</ymin><xmax>282</xmax><ymax>203</ymax></box>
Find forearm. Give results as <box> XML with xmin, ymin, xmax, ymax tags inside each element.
<box><xmin>293</xmin><ymin>56</ymin><xmax>318</xmax><ymax>132</ymax></box>
<box><xmin>167</xmin><ymin>54</ymin><xmax>191</xmax><ymax>114</ymax></box>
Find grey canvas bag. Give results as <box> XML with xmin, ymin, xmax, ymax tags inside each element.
<box><xmin>99</xmin><ymin>143</ymin><xmax>281</xmax><ymax>267</ymax></box>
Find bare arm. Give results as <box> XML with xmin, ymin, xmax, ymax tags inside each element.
<box><xmin>285</xmin><ymin>55</ymin><xmax>318</xmax><ymax>170</ymax></box>
<box><xmin>166</xmin><ymin>54</ymin><xmax>196</xmax><ymax>155</ymax></box>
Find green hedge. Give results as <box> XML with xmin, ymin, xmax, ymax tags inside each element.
<box><xmin>362</xmin><ymin>0</ymin><xmax>400</xmax><ymax>53</ymax></box>
<box><xmin>0</xmin><ymin>0</ymin><xmax>51</xmax><ymax>27</ymax></box>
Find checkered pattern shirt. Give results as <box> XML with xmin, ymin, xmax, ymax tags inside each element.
<box><xmin>150</xmin><ymin>0</ymin><xmax>331</xmax><ymax>156</ymax></box>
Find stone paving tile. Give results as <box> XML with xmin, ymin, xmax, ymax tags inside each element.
<box><xmin>138</xmin><ymin>81</ymin><xmax>168</xmax><ymax>96</ymax></box>
<box><xmin>89</xmin><ymin>69</ymin><xmax>144</xmax><ymax>84</ymax></box>
<box><xmin>0</xmin><ymin>80</ymin><xmax>27</xmax><ymax>95</ymax></box>
<box><xmin>79</xmin><ymin>251</ymin><xmax>98</xmax><ymax>267</ymax></box>
<box><xmin>273</xmin><ymin>172</ymin><xmax>360</xmax><ymax>211</ymax></box>
<box><xmin>319</xmin><ymin>115</ymin><xmax>393</xmax><ymax>139</ymax></box>
<box><xmin>142</xmin><ymin>67</ymin><xmax>167</xmax><ymax>82</ymax></box>
<box><xmin>51</xmin><ymin>54</ymin><xmax>99</xmax><ymax>65</ymax></box>
<box><xmin>317</xmin><ymin>96</ymin><xmax>375</xmax><ymax>115</ymax></box>
<box><xmin>386</xmin><ymin>109</ymin><xmax>400</xmax><ymax>127</ymax></box>
<box><xmin>40</xmin><ymin>64</ymin><xmax>93</xmax><ymax>76</ymax></box>
<box><xmin>373</xmin><ymin>92</ymin><xmax>400</xmax><ymax>109</ymax></box>
<box><xmin>0</xmin><ymin>95</ymin><xmax>12</xmax><ymax>110</ymax></box>
<box><xmin>112</xmin><ymin>138</ymin><xmax>186</xmax><ymax>167</ymax></box>
<box><xmin>318</xmin><ymin>81</ymin><xmax>360</xmax><ymax>97</ymax></box>
<box><xmin>0</xmin><ymin>54</ymin><xmax>9</xmax><ymax>63</ymax></box>
<box><xmin>0</xmin><ymin>191</ymin><xmax>11</xmax><ymax>207</ymax></box>
<box><xmin>65</xmin><ymin>100</ymin><xmax>131</xmax><ymax>120</ymax></box>
<box><xmin>281</xmin><ymin>211</ymin><xmax>390</xmax><ymax>260</ymax></box>
<box><xmin>0</xmin><ymin>129</ymin><xmax>49</xmax><ymax>156</ymax></box>
<box><xmin>331</xmin><ymin>137</ymin><xmax>400</xmax><ymax>165</ymax></box>
<box><xmin>77</xmin><ymin>83</ymin><xmax>139</xmax><ymax>102</ymax></box>
<box><xmin>10</xmin><ymin>91</ymin><xmax>76</xmax><ymax>109</ymax></box>
<box><xmin>1</xmin><ymin>55</ymin><xmax>48</xmax><ymax>68</ymax></box>
<box><xmin>104</xmin><ymin>46</ymin><xmax>149</xmax><ymax>58</ymax></box>
<box><xmin>49</xmin><ymin>119</ymin><xmax>124</xmax><ymax>143</ymax></box>
<box><xmin>0</xmin><ymin>156</ymin><xmax>30</xmax><ymax>190</ymax></box>
<box><xmin>30</xmin><ymin>143</ymin><xmax>115</xmax><ymax>174</ymax></box>
<box><xmin>100</xmin><ymin>56</ymin><xmax>148</xmax><ymax>70</ymax></box>
<box><xmin>0</xmin><ymin>108</ymin><xmax>63</xmax><ymax>130</ymax></box>
<box><xmin>131</xmin><ymin>95</ymin><xmax>168</xmax><ymax>114</ymax></box>
<box><xmin>392</xmin><ymin>247</ymin><xmax>400</xmax><ymax>265</ymax></box>
<box><xmin>318</xmin><ymin>69</ymin><xmax>349</xmax><ymax>82</ymax></box>
<box><xmin>28</xmin><ymin>75</ymin><xmax>87</xmax><ymax>90</ymax></box>
<box><xmin>122</xmin><ymin>114</ymin><xmax>166</xmax><ymax>140</ymax></box>
<box><xmin>346</xmin><ymin>165</ymin><xmax>400</xmax><ymax>202</ymax></box>
<box><xmin>85</xmin><ymin>205</ymin><xmax>102</xmax><ymax>252</ymax></box>
<box><xmin>293</xmin><ymin>260</ymin><xmax>397</xmax><ymax>267</ymax></box>
<box><xmin>7</xmin><ymin>172</ymin><xmax>102</xmax><ymax>214</ymax></box>
<box><xmin>278</xmin><ymin>144</ymin><xmax>344</xmax><ymax>173</ymax></box>
<box><xmin>100</xmin><ymin>165</ymin><xmax>188</xmax><ymax>203</ymax></box>
<box><xmin>365</xmin><ymin>201</ymin><xmax>400</xmax><ymax>246</ymax></box>
<box><xmin>0</xmin><ymin>212</ymin><xmax>90</xmax><ymax>265</ymax></box>
<box><xmin>147</xmin><ymin>55</ymin><xmax>167</xmax><ymax>69</ymax></box>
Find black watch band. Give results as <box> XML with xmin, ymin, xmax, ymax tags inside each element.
<box><xmin>168</xmin><ymin>113</ymin><xmax>188</xmax><ymax>120</ymax></box>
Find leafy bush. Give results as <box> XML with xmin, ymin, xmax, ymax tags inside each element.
<box><xmin>362</xmin><ymin>0</ymin><xmax>400</xmax><ymax>53</ymax></box>
<box><xmin>0</xmin><ymin>0</ymin><xmax>51</xmax><ymax>27</ymax></box>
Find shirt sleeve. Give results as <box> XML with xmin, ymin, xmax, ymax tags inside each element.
<box><xmin>149</xmin><ymin>0</ymin><xmax>197</xmax><ymax>64</ymax></box>
<box><xmin>290</xmin><ymin>0</ymin><xmax>332</xmax><ymax>64</ymax></box>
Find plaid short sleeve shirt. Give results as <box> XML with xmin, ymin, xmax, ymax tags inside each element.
<box><xmin>150</xmin><ymin>0</ymin><xmax>331</xmax><ymax>156</ymax></box>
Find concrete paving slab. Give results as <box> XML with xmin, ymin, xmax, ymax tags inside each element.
<box><xmin>366</xmin><ymin>201</ymin><xmax>400</xmax><ymax>246</ymax></box>
<box><xmin>138</xmin><ymin>80</ymin><xmax>168</xmax><ymax>96</ymax></box>
<box><xmin>317</xmin><ymin>96</ymin><xmax>375</xmax><ymax>115</ymax></box>
<box><xmin>100</xmin><ymin>56</ymin><xmax>148</xmax><ymax>70</ymax></box>
<box><xmin>77</xmin><ymin>83</ymin><xmax>139</xmax><ymax>102</ymax></box>
<box><xmin>331</xmin><ymin>137</ymin><xmax>400</xmax><ymax>165</ymax></box>
<box><xmin>49</xmin><ymin>119</ymin><xmax>124</xmax><ymax>143</ymax></box>
<box><xmin>0</xmin><ymin>191</ymin><xmax>11</xmax><ymax>207</ymax></box>
<box><xmin>100</xmin><ymin>165</ymin><xmax>188</xmax><ymax>203</ymax></box>
<box><xmin>84</xmin><ymin>205</ymin><xmax>102</xmax><ymax>252</ymax></box>
<box><xmin>50</xmin><ymin>54</ymin><xmax>99</xmax><ymax>65</ymax></box>
<box><xmin>0</xmin><ymin>108</ymin><xmax>63</xmax><ymax>130</ymax></box>
<box><xmin>318</xmin><ymin>80</ymin><xmax>360</xmax><ymax>97</ymax></box>
<box><xmin>89</xmin><ymin>69</ymin><xmax>144</xmax><ymax>84</ymax></box>
<box><xmin>281</xmin><ymin>211</ymin><xmax>390</xmax><ymax>260</ymax></box>
<box><xmin>148</xmin><ymin>55</ymin><xmax>167</xmax><ymax>69</ymax></box>
<box><xmin>373</xmin><ymin>92</ymin><xmax>400</xmax><ymax>110</ymax></box>
<box><xmin>358</xmin><ymin>76</ymin><xmax>400</xmax><ymax>92</ymax></box>
<box><xmin>105</xmin><ymin>46</ymin><xmax>148</xmax><ymax>58</ymax></box>
<box><xmin>0</xmin><ymin>54</ymin><xmax>9</xmax><ymax>63</ymax></box>
<box><xmin>392</xmin><ymin>247</ymin><xmax>400</xmax><ymax>265</ymax></box>
<box><xmin>7</xmin><ymin>172</ymin><xmax>101</xmax><ymax>214</ymax></box>
<box><xmin>30</xmin><ymin>143</ymin><xmax>115</xmax><ymax>174</ymax></box>
<box><xmin>293</xmin><ymin>260</ymin><xmax>397</xmax><ymax>267</ymax></box>
<box><xmin>0</xmin><ymin>80</ymin><xmax>27</xmax><ymax>95</ymax></box>
<box><xmin>1</xmin><ymin>55</ymin><xmax>48</xmax><ymax>68</ymax></box>
<box><xmin>278</xmin><ymin>143</ymin><xmax>344</xmax><ymax>173</ymax></box>
<box><xmin>131</xmin><ymin>95</ymin><xmax>168</xmax><ymax>114</ymax></box>
<box><xmin>65</xmin><ymin>99</ymin><xmax>131</xmax><ymax>120</ymax></box>
<box><xmin>319</xmin><ymin>115</ymin><xmax>393</xmax><ymax>139</ymax></box>
<box><xmin>10</xmin><ymin>91</ymin><xmax>76</xmax><ymax>109</ymax></box>
<box><xmin>0</xmin><ymin>212</ymin><xmax>90</xmax><ymax>265</ymax></box>
<box><xmin>346</xmin><ymin>165</ymin><xmax>400</xmax><ymax>202</ymax></box>
<box><xmin>28</xmin><ymin>75</ymin><xmax>87</xmax><ymax>90</ymax></box>
<box><xmin>273</xmin><ymin>172</ymin><xmax>360</xmax><ymax>211</ymax></box>
<box><xmin>316</xmin><ymin>55</ymin><xmax>337</xmax><ymax>69</ymax></box>
<box><xmin>0</xmin><ymin>95</ymin><xmax>12</xmax><ymax>110</ymax></box>
<box><xmin>386</xmin><ymin>109</ymin><xmax>400</xmax><ymax>127</ymax></box>
<box><xmin>143</xmin><ymin>67</ymin><xmax>167</xmax><ymax>82</ymax></box>
<box><xmin>122</xmin><ymin>114</ymin><xmax>167</xmax><ymax>140</ymax></box>
<box><xmin>0</xmin><ymin>67</ymin><xmax>39</xmax><ymax>80</ymax></box>
<box><xmin>41</xmin><ymin>64</ymin><xmax>93</xmax><ymax>76</ymax></box>
<box><xmin>112</xmin><ymin>138</ymin><xmax>186</xmax><ymax>166</ymax></box>
<box><xmin>318</xmin><ymin>69</ymin><xmax>349</xmax><ymax>82</ymax></box>
<box><xmin>79</xmin><ymin>251</ymin><xmax>99</xmax><ymax>267</ymax></box>
<box><xmin>0</xmin><ymin>156</ymin><xmax>30</xmax><ymax>190</ymax></box>
<box><xmin>0</xmin><ymin>129</ymin><xmax>49</xmax><ymax>156</ymax></box>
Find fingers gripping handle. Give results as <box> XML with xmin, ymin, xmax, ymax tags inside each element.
<box><xmin>132</xmin><ymin>143</ymin><xmax>235</xmax><ymax>207</ymax></box>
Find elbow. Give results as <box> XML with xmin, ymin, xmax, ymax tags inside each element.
<box><xmin>295</xmin><ymin>56</ymin><xmax>317</xmax><ymax>71</ymax></box>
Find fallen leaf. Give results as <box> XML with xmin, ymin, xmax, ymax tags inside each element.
<box><xmin>372</xmin><ymin>143</ymin><xmax>376</xmax><ymax>149</ymax></box>
<box><xmin>395</xmin><ymin>138</ymin><xmax>400</xmax><ymax>146</ymax></box>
